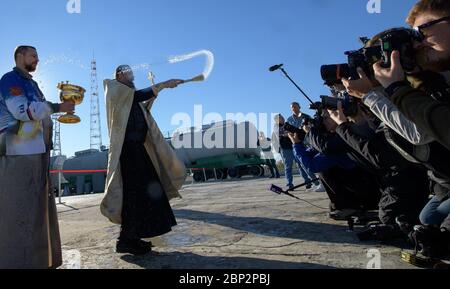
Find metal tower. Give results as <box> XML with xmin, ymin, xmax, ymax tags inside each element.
<box><xmin>51</xmin><ymin>114</ymin><xmax>62</xmax><ymax>157</ymax></box>
<box><xmin>90</xmin><ymin>58</ymin><xmax>102</xmax><ymax>150</ymax></box>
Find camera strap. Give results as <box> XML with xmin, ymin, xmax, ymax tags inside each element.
<box><xmin>384</xmin><ymin>127</ymin><xmax>421</xmax><ymax>164</ymax></box>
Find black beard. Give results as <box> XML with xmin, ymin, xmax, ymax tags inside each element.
<box><xmin>25</xmin><ymin>64</ymin><xmax>36</xmax><ymax>72</ymax></box>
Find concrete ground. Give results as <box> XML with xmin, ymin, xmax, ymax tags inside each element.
<box><xmin>57</xmin><ymin>176</ymin><xmax>423</xmax><ymax>269</ymax></box>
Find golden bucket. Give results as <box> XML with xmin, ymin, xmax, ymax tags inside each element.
<box><xmin>57</xmin><ymin>81</ymin><xmax>86</xmax><ymax>124</ymax></box>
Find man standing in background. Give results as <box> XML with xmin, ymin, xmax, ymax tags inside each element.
<box><xmin>273</xmin><ymin>114</ymin><xmax>319</xmax><ymax>191</ymax></box>
<box><xmin>259</xmin><ymin>132</ymin><xmax>281</xmax><ymax>179</ymax></box>
<box><xmin>287</xmin><ymin>102</ymin><xmax>324</xmax><ymax>191</ymax></box>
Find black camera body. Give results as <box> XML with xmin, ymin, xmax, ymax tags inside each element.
<box><xmin>283</xmin><ymin>122</ymin><xmax>305</xmax><ymax>135</ymax></box>
<box><xmin>321</xmin><ymin>28</ymin><xmax>420</xmax><ymax>86</ymax></box>
<box><xmin>380</xmin><ymin>28</ymin><xmax>418</xmax><ymax>71</ymax></box>
<box><xmin>310</xmin><ymin>93</ymin><xmax>359</xmax><ymax>117</ymax></box>
<box><xmin>282</xmin><ymin>122</ymin><xmax>307</xmax><ymax>142</ymax></box>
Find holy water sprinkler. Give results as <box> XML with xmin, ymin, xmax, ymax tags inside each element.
<box><xmin>183</xmin><ymin>74</ymin><xmax>205</xmax><ymax>84</ymax></box>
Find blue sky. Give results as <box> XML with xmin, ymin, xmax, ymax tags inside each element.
<box><xmin>0</xmin><ymin>0</ymin><xmax>418</xmax><ymax>157</ymax></box>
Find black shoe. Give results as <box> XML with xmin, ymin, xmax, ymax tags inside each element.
<box><xmin>286</xmin><ymin>185</ymin><xmax>295</xmax><ymax>191</ymax></box>
<box><xmin>409</xmin><ymin>225</ymin><xmax>450</xmax><ymax>258</ymax></box>
<box><xmin>357</xmin><ymin>224</ymin><xmax>403</xmax><ymax>241</ymax></box>
<box><xmin>329</xmin><ymin>209</ymin><xmax>358</xmax><ymax>221</ymax></box>
<box><xmin>116</xmin><ymin>239</ymin><xmax>152</xmax><ymax>255</ymax></box>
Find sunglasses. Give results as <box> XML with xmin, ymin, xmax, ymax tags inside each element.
<box><xmin>414</xmin><ymin>15</ymin><xmax>450</xmax><ymax>41</ymax></box>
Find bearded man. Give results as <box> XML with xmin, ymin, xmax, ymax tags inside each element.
<box><xmin>0</xmin><ymin>46</ymin><xmax>74</xmax><ymax>268</ymax></box>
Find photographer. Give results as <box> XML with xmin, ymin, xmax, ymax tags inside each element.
<box><xmin>328</xmin><ymin>100</ymin><xmax>430</xmax><ymax>240</ymax></box>
<box><xmin>343</xmin><ymin>67</ymin><xmax>434</xmax><ymax>146</ymax></box>
<box><xmin>289</xmin><ymin>112</ymin><xmax>380</xmax><ymax>219</ymax></box>
<box><xmin>371</xmin><ymin>0</ymin><xmax>450</xmax><ymax>256</ymax></box>
<box><xmin>373</xmin><ymin>0</ymin><xmax>450</xmax><ymax>150</ymax></box>
<box><xmin>287</xmin><ymin>102</ymin><xmax>323</xmax><ymax>191</ymax></box>
<box><xmin>272</xmin><ymin>114</ymin><xmax>317</xmax><ymax>190</ymax></box>
<box><xmin>345</xmin><ymin>60</ymin><xmax>450</xmax><ymax>244</ymax></box>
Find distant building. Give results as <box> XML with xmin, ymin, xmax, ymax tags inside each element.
<box><xmin>62</xmin><ymin>147</ymin><xmax>108</xmax><ymax>195</ymax></box>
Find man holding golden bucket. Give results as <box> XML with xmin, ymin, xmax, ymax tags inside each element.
<box><xmin>0</xmin><ymin>45</ymin><xmax>75</xmax><ymax>269</ymax></box>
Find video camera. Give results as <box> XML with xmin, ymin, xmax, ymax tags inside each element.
<box><xmin>320</xmin><ymin>28</ymin><xmax>420</xmax><ymax>86</ymax></box>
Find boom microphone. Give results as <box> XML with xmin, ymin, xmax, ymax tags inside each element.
<box><xmin>269</xmin><ymin>64</ymin><xmax>284</xmax><ymax>72</ymax></box>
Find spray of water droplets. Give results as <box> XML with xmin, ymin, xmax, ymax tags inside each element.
<box><xmin>130</xmin><ymin>50</ymin><xmax>215</xmax><ymax>80</ymax></box>
<box><xmin>168</xmin><ymin>50</ymin><xmax>214</xmax><ymax>79</ymax></box>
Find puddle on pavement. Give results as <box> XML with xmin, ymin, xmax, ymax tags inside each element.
<box><xmin>148</xmin><ymin>222</ymin><xmax>212</xmax><ymax>247</ymax></box>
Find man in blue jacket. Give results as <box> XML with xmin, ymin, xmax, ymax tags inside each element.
<box><xmin>287</xmin><ymin>102</ymin><xmax>323</xmax><ymax>191</ymax></box>
<box><xmin>0</xmin><ymin>46</ymin><xmax>74</xmax><ymax>269</ymax></box>
<box><xmin>288</xmin><ymin>113</ymin><xmax>355</xmax><ymax>175</ymax></box>
<box><xmin>288</xmin><ymin>112</ymin><xmax>378</xmax><ymax>219</ymax></box>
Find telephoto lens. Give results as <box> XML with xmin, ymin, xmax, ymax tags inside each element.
<box><xmin>320</xmin><ymin>64</ymin><xmax>351</xmax><ymax>86</ymax></box>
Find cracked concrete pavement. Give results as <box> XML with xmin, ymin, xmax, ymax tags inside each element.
<box><xmin>57</xmin><ymin>176</ymin><xmax>420</xmax><ymax>269</ymax></box>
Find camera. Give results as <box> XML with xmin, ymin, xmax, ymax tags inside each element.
<box><xmin>320</xmin><ymin>28</ymin><xmax>420</xmax><ymax>86</ymax></box>
<box><xmin>320</xmin><ymin>46</ymin><xmax>382</xmax><ymax>86</ymax></box>
<box><xmin>357</xmin><ymin>223</ymin><xmax>403</xmax><ymax>241</ymax></box>
<box><xmin>282</xmin><ymin>122</ymin><xmax>308</xmax><ymax>143</ymax></box>
<box><xmin>379</xmin><ymin>28</ymin><xmax>418</xmax><ymax>71</ymax></box>
<box><xmin>309</xmin><ymin>93</ymin><xmax>359</xmax><ymax>117</ymax></box>
<box><xmin>283</xmin><ymin>122</ymin><xmax>305</xmax><ymax>136</ymax></box>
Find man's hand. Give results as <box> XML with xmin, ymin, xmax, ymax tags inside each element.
<box><xmin>341</xmin><ymin>68</ymin><xmax>373</xmax><ymax>98</ymax></box>
<box><xmin>288</xmin><ymin>132</ymin><xmax>302</xmax><ymax>144</ymax></box>
<box><xmin>152</xmin><ymin>79</ymin><xmax>185</xmax><ymax>94</ymax></box>
<box><xmin>373</xmin><ymin>50</ymin><xmax>406</xmax><ymax>88</ymax></box>
<box><xmin>303</xmin><ymin>124</ymin><xmax>311</xmax><ymax>134</ymax></box>
<box><xmin>58</xmin><ymin>101</ymin><xmax>75</xmax><ymax>113</ymax></box>
<box><xmin>327</xmin><ymin>102</ymin><xmax>347</xmax><ymax>126</ymax></box>
<box><xmin>161</xmin><ymin>79</ymin><xmax>184</xmax><ymax>89</ymax></box>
